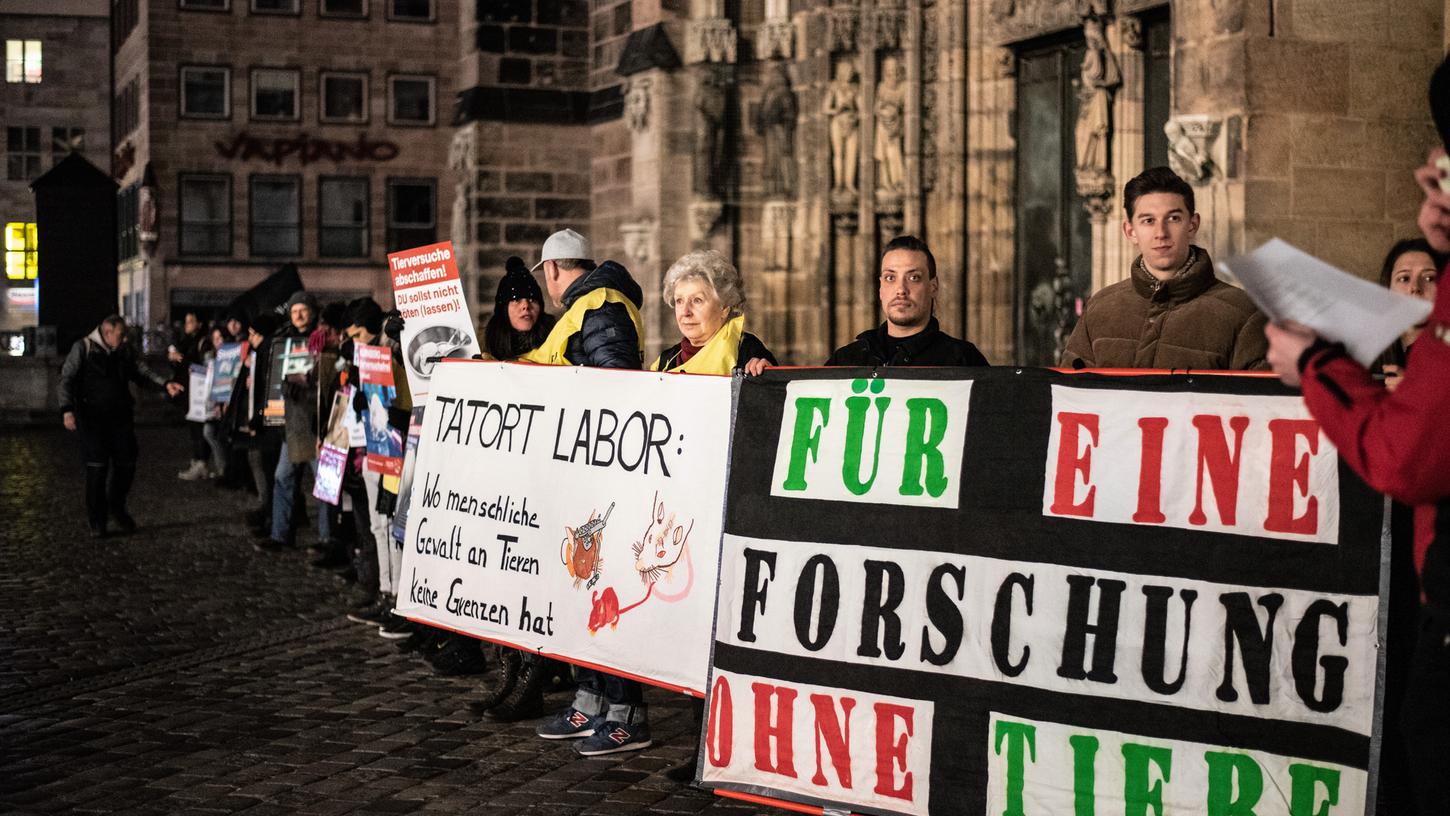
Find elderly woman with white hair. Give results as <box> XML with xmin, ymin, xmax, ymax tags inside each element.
<box><xmin>651</xmin><ymin>249</ymin><xmax>776</xmax><ymax>374</ymax></box>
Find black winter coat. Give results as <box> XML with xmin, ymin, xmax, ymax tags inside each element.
<box><xmin>561</xmin><ymin>261</ymin><xmax>645</xmax><ymax>370</ymax></box>
<box><xmin>825</xmin><ymin>318</ymin><xmax>989</xmax><ymax>368</ymax></box>
<box><xmin>58</xmin><ymin>328</ymin><xmax>170</xmax><ymax>416</ymax></box>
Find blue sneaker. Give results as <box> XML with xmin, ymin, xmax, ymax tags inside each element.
<box><xmin>536</xmin><ymin>707</ymin><xmax>600</xmax><ymax>740</ymax></box>
<box><xmin>575</xmin><ymin>720</ymin><xmax>652</xmax><ymax>756</ymax></box>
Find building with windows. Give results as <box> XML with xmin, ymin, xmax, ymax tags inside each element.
<box><xmin>0</xmin><ymin>0</ymin><xmax>110</xmax><ymax>345</ymax></box>
<box><xmin>111</xmin><ymin>0</ymin><xmax>456</xmax><ymax>325</ymax></box>
<box><xmin>453</xmin><ymin>0</ymin><xmax>1446</xmax><ymax>367</ymax></box>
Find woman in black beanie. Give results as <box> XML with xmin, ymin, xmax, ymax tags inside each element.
<box><xmin>483</xmin><ymin>256</ymin><xmax>557</xmax><ymax>360</ymax></box>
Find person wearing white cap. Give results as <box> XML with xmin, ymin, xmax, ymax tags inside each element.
<box><xmin>523</xmin><ymin>229</ymin><xmax>652</xmax><ymax>754</ymax></box>
<box><xmin>521</xmin><ymin>228</ymin><xmax>646</xmax><ymax>369</ymax></box>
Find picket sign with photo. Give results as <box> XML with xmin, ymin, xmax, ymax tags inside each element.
<box><xmin>357</xmin><ymin>344</ymin><xmax>403</xmax><ymax>477</ymax></box>
<box><xmin>386</xmin><ymin>241</ymin><xmax>480</xmax><ymax>402</ymax></box>
<box><xmin>395</xmin><ymin>363</ymin><xmax>1387</xmax><ymax>815</ymax></box>
<box><xmin>394</xmin><ymin>360</ymin><xmax>733</xmax><ymax>695</ymax></box>
<box><xmin>208</xmin><ymin>342</ymin><xmax>248</xmax><ymax>408</ymax></box>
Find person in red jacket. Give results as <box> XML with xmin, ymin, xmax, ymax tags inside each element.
<box><xmin>1265</xmin><ymin>145</ymin><xmax>1450</xmax><ymax>815</ymax></box>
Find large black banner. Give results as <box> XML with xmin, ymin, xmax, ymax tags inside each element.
<box><xmin>701</xmin><ymin>367</ymin><xmax>1385</xmax><ymax>816</ymax></box>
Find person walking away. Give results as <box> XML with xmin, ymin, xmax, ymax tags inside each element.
<box><xmin>59</xmin><ymin>315</ymin><xmax>183</xmax><ymax>536</ymax></box>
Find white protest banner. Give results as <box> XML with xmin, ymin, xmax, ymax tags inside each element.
<box><xmin>185</xmin><ymin>363</ymin><xmax>214</xmax><ymax>422</ymax></box>
<box><xmin>395</xmin><ymin>361</ymin><xmax>733</xmax><ymax>694</ymax></box>
<box><xmin>387</xmin><ymin>241</ymin><xmax>480</xmax><ymax>400</ymax></box>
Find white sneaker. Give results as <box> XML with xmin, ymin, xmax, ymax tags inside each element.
<box><xmin>177</xmin><ymin>460</ymin><xmax>208</xmax><ymax>480</ymax></box>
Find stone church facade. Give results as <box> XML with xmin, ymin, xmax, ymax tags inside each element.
<box><xmin>452</xmin><ymin>0</ymin><xmax>1446</xmax><ymax>366</ymax></box>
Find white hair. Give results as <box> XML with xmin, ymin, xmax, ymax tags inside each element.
<box><xmin>661</xmin><ymin>250</ymin><xmax>746</xmax><ymax>314</ymax></box>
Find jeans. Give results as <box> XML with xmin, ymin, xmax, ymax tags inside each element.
<box><xmin>271</xmin><ymin>440</ymin><xmax>333</xmax><ymax>543</ymax></box>
<box><xmin>575</xmin><ymin>668</ymin><xmax>646</xmax><ymax>724</ymax></box>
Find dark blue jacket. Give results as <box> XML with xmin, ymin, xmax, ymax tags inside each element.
<box><xmin>562</xmin><ymin>261</ymin><xmax>645</xmax><ymax>370</ymax></box>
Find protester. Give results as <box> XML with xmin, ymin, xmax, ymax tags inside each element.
<box><xmin>199</xmin><ymin>324</ymin><xmax>232</xmax><ymax>483</ymax></box>
<box><xmin>170</xmin><ymin>311</ymin><xmax>215</xmax><ymax>480</ymax></box>
<box><xmin>1374</xmin><ymin>237</ymin><xmax>1446</xmax><ymax>391</ymax></box>
<box><xmin>309</xmin><ymin>302</ymin><xmax>348</xmax><ymax>568</ymax></box>
<box><xmin>652</xmin><ymin>250</ymin><xmax>775</xmax><ymax>374</ymax></box>
<box><xmin>484</xmin><ymin>256</ymin><xmax>557</xmax><ymax>360</ymax></box>
<box><xmin>59</xmin><ymin>315</ymin><xmax>183</xmax><ymax>536</ymax></box>
<box><xmin>524</xmin><ymin>229</ymin><xmax>653</xmax><ymax>756</ymax></box>
<box><xmin>241</xmin><ymin>313</ymin><xmax>282</xmax><ymax>535</ymax></box>
<box><xmin>459</xmin><ymin>258</ymin><xmax>567</xmax><ymax>716</ymax></box>
<box><xmin>650</xmin><ymin>249</ymin><xmax>774</xmax><ymax>781</ymax></box>
<box><xmin>823</xmin><ymin>235</ymin><xmax>989</xmax><ymax>368</ymax></box>
<box><xmin>366</xmin><ymin>310</ymin><xmax>416</xmax><ymax>641</ymax></box>
<box><xmin>1061</xmin><ymin>166</ymin><xmax>1268</xmax><ymax>370</ymax></box>
<box><xmin>1264</xmin><ymin>144</ymin><xmax>1450</xmax><ymax>815</ymax></box>
<box><xmin>338</xmin><ymin>298</ymin><xmax>403</xmax><ymax>633</ymax></box>
<box><xmin>257</xmin><ymin>292</ymin><xmax>330</xmax><ymax>551</ymax></box>
<box><xmin>523</xmin><ymin>228</ymin><xmax>645</xmax><ymax>370</ymax></box>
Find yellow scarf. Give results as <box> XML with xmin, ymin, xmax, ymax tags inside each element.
<box><xmin>520</xmin><ymin>287</ymin><xmax>645</xmax><ymax>366</ymax></box>
<box><xmin>650</xmin><ymin>315</ymin><xmax>744</xmax><ymax>375</ymax></box>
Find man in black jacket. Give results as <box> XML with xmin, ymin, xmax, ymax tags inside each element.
<box><xmin>825</xmin><ymin>235</ymin><xmax>990</xmax><ymax>367</ymax></box>
<box><xmin>59</xmin><ymin>315</ymin><xmax>183</xmax><ymax>537</ymax></box>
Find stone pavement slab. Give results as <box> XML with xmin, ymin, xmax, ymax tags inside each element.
<box><xmin>0</xmin><ymin>427</ymin><xmax>787</xmax><ymax>815</ymax></box>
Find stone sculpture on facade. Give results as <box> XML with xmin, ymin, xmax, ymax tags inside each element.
<box><xmin>822</xmin><ymin>60</ymin><xmax>860</xmax><ymax>195</ymax></box>
<box><xmin>1164</xmin><ymin>115</ymin><xmax>1220</xmax><ymax>184</ymax></box>
<box><xmin>755</xmin><ymin>64</ymin><xmax>798</xmax><ymax>199</ymax></box>
<box><xmin>624</xmin><ymin>77</ymin><xmax>651</xmax><ymax>133</ymax></box>
<box><xmin>874</xmin><ymin>54</ymin><xmax>907</xmax><ymax>196</ymax></box>
<box><xmin>694</xmin><ymin>69</ymin><xmax>727</xmax><ymax>198</ymax></box>
<box><xmin>1073</xmin><ymin>14</ymin><xmax>1120</xmax><ymax>205</ymax></box>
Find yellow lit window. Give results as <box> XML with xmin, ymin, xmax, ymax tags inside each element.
<box><xmin>5</xmin><ymin>222</ymin><xmax>38</xmax><ymax>281</ymax></box>
<box><xmin>5</xmin><ymin>40</ymin><xmax>42</xmax><ymax>84</ymax></box>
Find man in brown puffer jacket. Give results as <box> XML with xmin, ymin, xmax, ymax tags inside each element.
<box><xmin>1060</xmin><ymin>166</ymin><xmax>1268</xmax><ymax>371</ymax></box>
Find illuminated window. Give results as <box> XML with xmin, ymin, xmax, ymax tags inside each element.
<box><xmin>5</xmin><ymin>222</ymin><xmax>38</xmax><ymax>282</ymax></box>
<box><xmin>5</xmin><ymin>40</ymin><xmax>42</xmax><ymax>83</ymax></box>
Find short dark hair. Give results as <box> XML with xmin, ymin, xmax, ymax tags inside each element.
<box><xmin>1378</xmin><ymin>237</ymin><xmax>1448</xmax><ymax>287</ymax></box>
<box><xmin>881</xmin><ymin>235</ymin><xmax>936</xmax><ymax>279</ymax></box>
<box><xmin>101</xmin><ymin>314</ymin><xmax>126</xmax><ymax>330</ymax></box>
<box><xmin>553</xmin><ymin>258</ymin><xmax>597</xmax><ymax>273</ymax></box>
<box><xmin>1124</xmin><ymin>166</ymin><xmax>1195</xmax><ymax>218</ymax></box>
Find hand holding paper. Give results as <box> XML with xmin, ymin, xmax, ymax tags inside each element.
<box><xmin>1218</xmin><ymin>239</ymin><xmax>1432</xmax><ymax>367</ymax></box>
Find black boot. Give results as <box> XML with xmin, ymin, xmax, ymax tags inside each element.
<box><xmin>664</xmin><ymin>698</ymin><xmax>705</xmax><ymax>783</ymax></box>
<box><xmin>469</xmin><ymin>647</ymin><xmax>521</xmax><ymax>715</ymax></box>
<box><xmin>84</xmin><ymin>464</ymin><xmax>108</xmax><ymax>537</ymax></box>
<box><xmin>483</xmin><ymin>652</ymin><xmax>546</xmax><ymax>722</ymax></box>
<box><xmin>108</xmin><ymin>460</ymin><xmax>137</xmax><ymax>533</ymax></box>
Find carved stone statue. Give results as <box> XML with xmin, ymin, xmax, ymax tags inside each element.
<box><xmin>1073</xmin><ymin>16</ymin><xmax>1120</xmax><ymax>200</ymax></box>
<box><xmin>1165</xmin><ymin>115</ymin><xmax>1220</xmax><ymax>184</ymax></box>
<box><xmin>694</xmin><ymin>69</ymin><xmax>727</xmax><ymax>198</ymax></box>
<box><xmin>755</xmin><ymin>64</ymin><xmax>797</xmax><ymax>198</ymax></box>
<box><xmin>624</xmin><ymin>77</ymin><xmax>651</xmax><ymax>133</ymax></box>
<box><xmin>822</xmin><ymin>60</ymin><xmax>860</xmax><ymax>194</ymax></box>
<box><xmin>874</xmin><ymin>54</ymin><xmax>907</xmax><ymax>195</ymax></box>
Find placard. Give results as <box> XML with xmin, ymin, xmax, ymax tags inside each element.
<box><xmin>387</xmin><ymin>241</ymin><xmax>480</xmax><ymax>400</ymax></box>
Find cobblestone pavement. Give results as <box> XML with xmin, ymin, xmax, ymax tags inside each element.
<box><xmin>0</xmin><ymin>425</ymin><xmax>783</xmax><ymax>815</ymax></box>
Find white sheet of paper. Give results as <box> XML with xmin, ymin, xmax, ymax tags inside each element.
<box><xmin>1217</xmin><ymin>238</ymin><xmax>1433</xmax><ymax>367</ymax></box>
